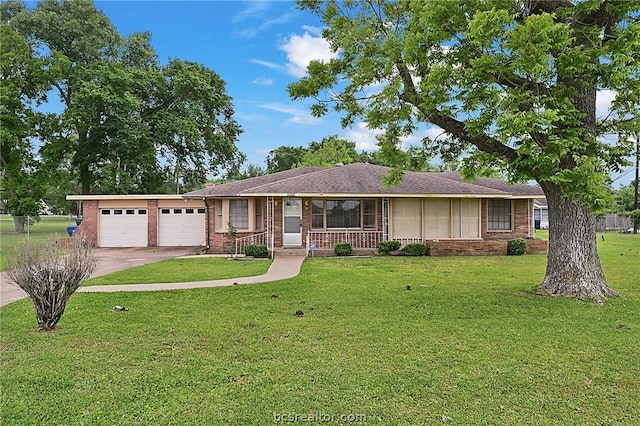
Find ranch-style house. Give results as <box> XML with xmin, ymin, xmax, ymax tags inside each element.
<box><xmin>68</xmin><ymin>163</ymin><xmax>547</xmax><ymax>256</ymax></box>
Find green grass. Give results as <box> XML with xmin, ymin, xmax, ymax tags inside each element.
<box><xmin>1</xmin><ymin>233</ymin><xmax>638</xmax><ymax>425</ymax></box>
<box><xmin>84</xmin><ymin>257</ymin><xmax>272</xmax><ymax>286</ymax></box>
<box><xmin>0</xmin><ymin>215</ymin><xmax>75</xmax><ymax>271</ymax></box>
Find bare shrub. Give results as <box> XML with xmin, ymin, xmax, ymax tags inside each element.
<box><xmin>7</xmin><ymin>235</ymin><xmax>97</xmax><ymax>331</ymax></box>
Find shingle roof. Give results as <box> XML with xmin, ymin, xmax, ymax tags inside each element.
<box><xmin>534</xmin><ymin>198</ymin><xmax>548</xmax><ymax>207</ymax></box>
<box><xmin>184</xmin><ymin>167</ymin><xmax>323</xmax><ymax>197</ymax></box>
<box><xmin>184</xmin><ymin>163</ymin><xmax>544</xmax><ymax>198</ymax></box>
<box><xmin>436</xmin><ymin>172</ymin><xmax>545</xmax><ymax>197</ymax></box>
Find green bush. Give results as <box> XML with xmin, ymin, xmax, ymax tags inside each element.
<box><xmin>334</xmin><ymin>242</ymin><xmax>353</xmax><ymax>256</ymax></box>
<box><xmin>507</xmin><ymin>238</ymin><xmax>528</xmax><ymax>256</ymax></box>
<box><xmin>377</xmin><ymin>240</ymin><xmax>401</xmax><ymax>255</ymax></box>
<box><xmin>244</xmin><ymin>244</ymin><xmax>269</xmax><ymax>258</ymax></box>
<box><xmin>403</xmin><ymin>243</ymin><xmax>426</xmax><ymax>256</ymax></box>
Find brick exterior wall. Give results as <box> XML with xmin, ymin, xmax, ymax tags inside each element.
<box><xmin>273</xmin><ymin>197</ymin><xmax>283</xmax><ymax>248</ymax></box>
<box><xmin>200</xmin><ymin>196</ymin><xmax>545</xmax><ymax>257</ymax></box>
<box><xmin>206</xmin><ymin>198</ymin><xmax>274</xmax><ymax>254</ymax></box>
<box><xmin>147</xmin><ymin>199</ymin><xmax>158</xmax><ymax>247</ymax></box>
<box><xmin>207</xmin><ymin>200</ymin><xmax>224</xmax><ymax>253</ymax></box>
<box><xmin>426</xmin><ymin>238</ymin><xmax>547</xmax><ymax>256</ymax></box>
<box><xmin>76</xmin><ymin>200</ymin><xmax>98</xmax><ymax>246</ymax></box>
<box><xmin>481</xmin><ymin>199</ymin><xmax>533</xmax><ymax>240</ymax></box>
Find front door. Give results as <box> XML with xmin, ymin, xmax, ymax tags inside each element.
<box><xmin>282</xmin><ymin>198</ymin><xmax>303</xmax><ymax>247</ymax></box>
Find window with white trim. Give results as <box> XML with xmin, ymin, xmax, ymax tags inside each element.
<box><xmin>311</xmin><ymin>199</ymin><xmax>376</xmax><ymax>229</ymax></box>
<box><xmin>216</xmin><ymin>200</ymin><xmax>223</xmax><ymax>230</ymax></box>
<box><xmin>311</xmin><ymin>200</ymin><xmax>324</xmax><ymax>228</ymax></box>
<box><xmin>488</xmin><ymin>199</ymin><xmax>512</xmax><ymax>231</ymax></box>
<box><xmin>363</xmin><ymin>199</ymin><xmax>376</xmax><ymax>229</ymax></box>
<box><xmin>254</xmin><ymin>199</ymin><xmax>263</xmax><ymax>231</ymax></box>
<box><xmin>229</xmin><ymin>199</ymin><xmax>249</xmax><ymax>229</ymax></box>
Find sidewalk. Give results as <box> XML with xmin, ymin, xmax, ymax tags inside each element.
<box><xmin>1</xmin><ymin>254</ymin><xmax>305</xmax><ymax>306</ymax></box>
<box><xmin>78</xmin><ymin>255</ymin><xmax>305</xmax><ymax>294</ymax></box>
<box><xmin>1</xmin><ymin>247</ymin><xmax>195</xmax><ymax>307</ymax></box>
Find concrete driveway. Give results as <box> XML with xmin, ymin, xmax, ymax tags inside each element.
<box><xmin>0</xmin><ymin>247</ymin><xmax>198</xmax><ymax>307</ymax></box>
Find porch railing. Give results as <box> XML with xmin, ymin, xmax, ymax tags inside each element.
<box><xmin>392</xmin><ymin>238</ymin><xmax>425</xmax><ymax>248</ymax></box>
<box><xmin>306</xmin><ymin>230</ymin><xmax>429</xmax><ymax>252</ymax></box>
<box><xmin>307</xmin><ymin>230</ymin><xmax>384</xmax><ymax>250</ymax></box>
<box><xmin>235</xmin><ymin>231</ymin><xmax>269</xmax><ymax>256</ymax></box>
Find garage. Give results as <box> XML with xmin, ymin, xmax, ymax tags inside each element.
<box><xmin>99</xmin><ymin>208</ymin><xmax>148</xmax><ymax>247</ymax></box>
<box><xmin>157</xmin><ymin>207</ymin><xmax>206</xmax><ymax>246</ymax></box>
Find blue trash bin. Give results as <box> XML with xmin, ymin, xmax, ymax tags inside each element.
<box><xmin>67</xmin><ymin>225</ymin><xmax>78</xmax><ymax>237</ymax></box>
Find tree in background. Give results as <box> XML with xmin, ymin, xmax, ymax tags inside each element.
<box><xmin>266</xmin><ymin>145</ymin><xmax>308</xmax><ymax>173</ymax></box>
<box><xmin>615</xmin><ymin>181</ymin><xmax>640</xmax><ymax>232</ymax></box>
<box><xmin>224</xmin><ymin>163</ymin><xmax>267</xmax><ymax>182</ymax></box>
<box><xmin>267</xmin><ymin>135</ymin><xmax>443</xmax><ymax>173</ymax></box>
<box><xmin>290</xmin><ymin>0</ymin><xmax>639</xmax><ymax>302</ymax></box>
<box><xmin>5</xmin><ymin>0</ymin><xmax>244</xmax><ymax>196</ymax></box>
<box><xmin>300</xmin><ymin>135</ymin><xmax>362</xmax><ymax>166</ymax></box>
<box><xmin>0</xmin><ymin>20</ymin><xmax>47</xmax><ymax>231</ymax></box>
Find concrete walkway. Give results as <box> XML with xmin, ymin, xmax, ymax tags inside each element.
<box><xmin>1</xmin><ymin>255</ymin><xmax>305</xmax><ymax>305</ymax></box>
<box><xmin>78</xmin><ymin>255</ymin><xmax>305</xmax><ymax>293</ymax></box>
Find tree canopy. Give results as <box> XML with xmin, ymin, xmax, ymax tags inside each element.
<box><xmin>266</xmin><ymin>135</ymin><xmax>447</xmax><ymax>174</ymax></box>
<box><xmin>2</xmin><ymin>0</ymin><xmax>244</xmax><ymax>198</ymax></box>
<box><xmin>290</xmin><ymin>0</ymin><xmax>640</xmax><ymax>301</ymax></box>
<box><xmin>0</xmin><ymin>21</ymin><xmax>47</xmax><ymax>231</ymax></box>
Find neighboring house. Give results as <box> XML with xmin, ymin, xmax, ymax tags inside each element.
<box><xmin>69</xmin><ymin>163</ymin><xmax>547</xmax><ymax>256</ymax></box>
<box><xmin>533</xmin><ymin>198</ymin><xmax>549</xmax><ymax>229</ymax></box>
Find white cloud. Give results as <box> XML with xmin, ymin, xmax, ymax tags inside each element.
<box><xmin>233</xmin><ymin>0</ymin><xmax>271</xmax><ymax>23</ymax></box>
<box><xmin>258</xmin><ymin>102</ymin><xmax>322</xmax><ymax>126</ymax></box>
<box><xmin>424</xmin><ymin>126</ymin><xmax>447</xmax><ymax>142</ymax></box>
<box><xmin>399</xmin><ymin>127</ymin><xmax>446</xmax><ymax>150</ymax></box>
<box><xmin>341</xmin><ymin>123</ymin><xmax>384</xmax><ymax>151</ymax></box>
<box><xmin>233</xmin><ymin>1</ymin><xmax>296</xmax><ymax>38</ymax></box>
<box><xmin>236</xmin><ymin>12</ymin><xmax>297</xmax><ymax>38</ymax></box>
<box><xmin>596</xmin><ymin>89</ymin><xmax>616</xmax><ymax>118</ymax></box>
<box><xmin>280</xmin><ymin>32</ymin><xmax>338</xmax><ymax>78</ymax></box>
<box><xmin>341</xmin><ymin>124</ymin><xmax>447</xmax><ymax>152</ymax></box>
<box><xmin>301</xmin><ymin>25</ymin><xmax>323</xmax><ymax>36</ymax></box>
<box><xmin>250</xmin><ymin>59</ymin><xmax>282</xmax><ymax>71</ymax></box>
<box><xmin>252</xmin><ymin>77</ymin><xmax>273</xmax><ymax>86</ymax></box>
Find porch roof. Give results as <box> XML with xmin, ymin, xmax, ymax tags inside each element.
<box><xmin>184</xmin><ymin>163</ymin><xmax>544</xmax><ymax>199</ymax></box>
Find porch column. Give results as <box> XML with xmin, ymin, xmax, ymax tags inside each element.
<box><xmin>382</xmin><ymin>197</ymin><xmax>390</xmax><ymax>240</ymax></box>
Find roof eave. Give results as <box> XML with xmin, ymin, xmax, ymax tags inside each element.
<box><xmin>67</xmin><ymin>194</ymin><xmax>187</xmax><ymax>201</ymax></box>
<box><xmin>235</xmin><ymin>192</ymin><xmax>530</xmax><ymax>198</ymax></box>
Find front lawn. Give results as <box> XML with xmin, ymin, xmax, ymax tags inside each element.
<box><xmin>1</xmin><ymin>234</ymin><xmax>638</xmax><ymax>425</ymax></box>
<box><xmin>0</xmin><ymin>215</ymin><xmax>74</xmax><ymax>271</ymax></box>
<box><xmin>83</xmin><ymin>257</ymin><xmax>272</xmax><ymax>286</ymax></box>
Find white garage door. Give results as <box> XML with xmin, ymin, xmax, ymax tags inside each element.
<box><xmin>158</xmin><ymin>207</ymin><xmax>206</xmax><ymax>246</ymax></box>
<box><xmin>99</xmin><ymin>208</ymin><xmax>148</xmax><ymax>247</ymax></box>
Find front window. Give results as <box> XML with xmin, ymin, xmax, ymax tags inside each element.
<box><xmin>216</xmin><ymin>200</ymin><xmax>223</xmax><ymax>230</ymax></box>
<box><xmin>488</xmin><ymin>199</ymin><xmax>512</xmax><ymax>231</ymax></box>
<box><xmin>327</xmin><ymin>200</ymin><xmax>360</xmax><ymax>228</ymax></box>
<box><xmin>311</xmin><ymin>199</ymin><xmax>376</xmax><ymax>229</ymax></box>
<box><xmin>311</xmin><ymin>200</ymin><xmax>324</xmax><ymax>228</ymax></box>
<box><xmin>254</xmin><ymin>199</ymin><xmax>263</xmax><ymax>230</ymax></box>
<box><xmin>229</xmin><ymin>199</ymin><xmax>249</xmax><ymax>229</ymax></box>
<box><xmin>363</xmin><ymin>199</ymin><xmax>376</xmax><ymax>229</ymax></box>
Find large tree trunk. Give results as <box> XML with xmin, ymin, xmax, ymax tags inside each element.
<box><xmin>13</xmin><ymin>215</ymin><xmax>26</xmax><ymax>233</ymax></box>
<box><xmin>539</xmin><ymin>182</ymin><xmax>619</xmax><ymax>303</ymax></box>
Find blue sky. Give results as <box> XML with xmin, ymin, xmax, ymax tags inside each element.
<box><xmin>30</xmin><ymin>1</ymin><xmax>636</xmax><ymax>187</ymax></box>
<box><xmin>94</xmin><ymin>0</ymin><xmax>362</xmax><ymax>170</ymax></box>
